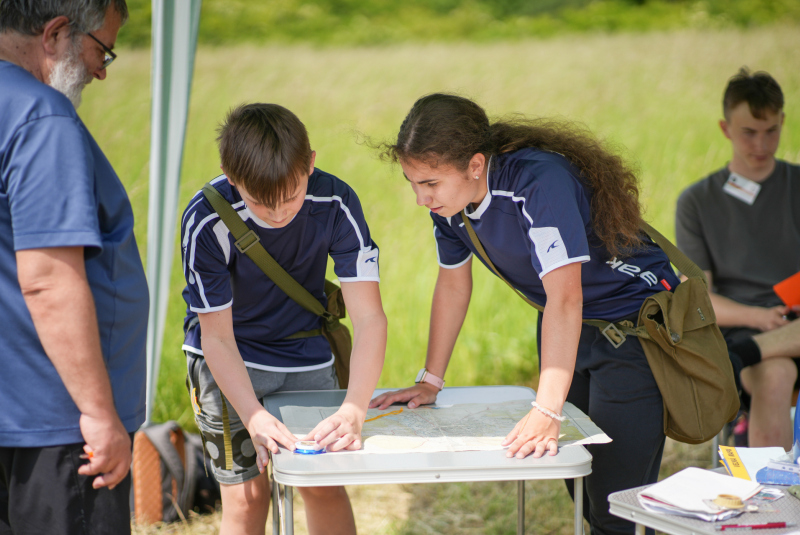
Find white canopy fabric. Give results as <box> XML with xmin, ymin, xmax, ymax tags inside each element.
<box><xmin>145</xmin><ymin>0</ymin><xmax>202</xmax><ymax>425</ymax></box>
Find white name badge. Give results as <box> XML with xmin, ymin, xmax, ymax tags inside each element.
<box><xmin>722</xmin><ymin>172</ymin><xmax>762</xmax><ymax>205</ymax></box>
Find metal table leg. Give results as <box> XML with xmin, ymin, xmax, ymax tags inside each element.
<box><xmin>518</xmin><ymin>480</ymin><xmax>525</xmax><ymax>535</ymax></box>
<box><xmin>284</xmin><ymin>485</ymin><xmax>294</xmax><ymax>535</ymax></box>
<box><xmin>271</xmin><ymin>465</ymin><xmax>279</xmax><ymax>535</ymax></box>
<box><xmin>574</xmin><ymin>477</ymin><xmax>584</xmax><ymax>535</ymax></box>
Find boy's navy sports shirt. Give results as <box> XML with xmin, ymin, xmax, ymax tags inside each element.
<box><xmin>181</xmin><ymin>170</ymin><xmax>379</xmax><ymax>371</ymax></box>
<box><xmin>432</xmin><ymin>148</ymin><xmax>680</xmax><ymax>320</ymax></box>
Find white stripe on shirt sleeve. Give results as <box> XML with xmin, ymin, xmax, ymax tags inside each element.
<box><xmin>434</xmin><ymin>226</ymin><xmax>473</xmax><ymax>269</ymax></box>
<box><xmin>188</xmin><ymin>212</ymin><xmax>221</xmax><ymax>309</ymax></box>
<box><xmin>189</xmin><ymin>299</ymin><xmax>233</xmax><ymax>313</ymax></box>
<box><xmin>212</xmin><ymin>219</ymin><xmax>232</xmax><ymax>264</ymax></box>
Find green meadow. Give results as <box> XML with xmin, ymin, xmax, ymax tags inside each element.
<box><xmin>80</xmin><ymin>25</ymin><xmax>800</xmax><ymax>533</ymax></box>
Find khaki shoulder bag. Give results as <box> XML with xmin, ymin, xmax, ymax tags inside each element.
<box><xmin>202</xmin><ymin>184</ymin><xmax>352</xmax><ymax>387</ymax></box>
<box><xmin>461</xmin><ymin>212</ymin><xmax>738</xmax><ymax>444</ymax></box>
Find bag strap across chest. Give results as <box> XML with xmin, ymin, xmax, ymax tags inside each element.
<box><xmin>201</xmin><ymin>183</ymin><xmax>338</xmax><ymax>330</ymax></box>
<box><xmin>460</xmin><ymin>211</ymin><xmax>706</xmax><ymax>346</ymax></box>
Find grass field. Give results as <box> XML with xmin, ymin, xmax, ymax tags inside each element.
<box><xmin>76</xmin><ymin>25</ymin><xmax>800</xmax><ymax>533</ymax></box>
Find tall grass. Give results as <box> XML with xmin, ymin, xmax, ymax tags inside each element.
<box><xmin>78</xmin><ymin>26</ymin><xmax>800</xmax><ymax>429</ymax></box>
<box><xmin>118</xmin><ymin>0</ymin><xmax>800</xmax><ymax>47</ymax></box>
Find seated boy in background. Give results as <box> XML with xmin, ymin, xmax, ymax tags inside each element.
<box><xmin>181</xmin><ymin>103</ymin><xmax>386</xmax><ymax>535</ymax></box>
<box><xmin>676</xmin><ymin>68</ymin><xmax>800</xmax><ymax>448</ymax></box>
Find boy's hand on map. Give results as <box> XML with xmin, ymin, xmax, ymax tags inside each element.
<box><xmin>368</xmin><ymin>383</ymin><xmax>438</xmax><ymax>410</ymax></box>
<box><xmin>502</xmin><ymin>410</ymin><xmax>560</xmax><ymax>459</ymax></box>
<box><xmin>305</xmin><ymin>406</ymin><xmax>364</xmax><ymax>452</ymax></box>
<box><xmin>246</xmin><ymin>410</ymin><xmax>298</xmax><ymax>472</ymax></box>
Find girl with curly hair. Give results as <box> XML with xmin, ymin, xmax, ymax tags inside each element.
<box><xmin>371</xmin><ymin>93</ymin><xmax>679</xmax><ymax>535</ymax></box>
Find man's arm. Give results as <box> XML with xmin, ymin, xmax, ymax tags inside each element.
<box><xmin>198</xmin><ymin>308</ymin><xmax>297</xmax><ymax>471</ymax></box>
<box><xmin>704</xmin><ymin>271</ymin><xmax>791</xmax><ymax>332</ymax></box>
<box><xmin>306</xmin><ymin>280</ymin><xmax>387</xmax><ymax>451</ymax></box>
<box><xmin>16</xmin><ymin>247</ymin><xmax>130</xmax><ymax>489</ymax></box>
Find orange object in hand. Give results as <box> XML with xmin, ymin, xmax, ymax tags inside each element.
<box><xmin>774</xmin><ymin>271</ymin><xmax>800</xmax><ymax>308</ymax></box>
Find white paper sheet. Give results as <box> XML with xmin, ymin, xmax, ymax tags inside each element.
<box><xmin>639</xmin><ymin>467</ymin><xmax>762</xmax><ymax>514</ymax></box>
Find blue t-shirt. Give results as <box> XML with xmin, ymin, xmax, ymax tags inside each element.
<box><xmin>433</xmin><ymin>148</ymin><xmax>680</xmax><ymax>320</ymax></box>
<box><xmin>181</xmin><ymin>172</ymin><xmax>380</xmax><ymax>371</ymax></box>
<box><xmin>0</xmin><ymin>62</ymin><xmax>149</xmax><ymax>447</ymax></box>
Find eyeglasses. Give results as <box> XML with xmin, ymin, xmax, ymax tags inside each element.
<box><xmin>86</xmin><ymin>32</ymin><xmax>117</xmax><ymax>69</ymax></box>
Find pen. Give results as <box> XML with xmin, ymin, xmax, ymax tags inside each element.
<box><xmin>716</xmin><ymin>523</ymin><xmax>796</xmax><ymax>530</ymax></box>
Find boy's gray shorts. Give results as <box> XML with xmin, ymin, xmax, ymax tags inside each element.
<box><xmin>186</xmin><ymin>352</ymin><xmax>337</xmax><ymax>485</ymax></box>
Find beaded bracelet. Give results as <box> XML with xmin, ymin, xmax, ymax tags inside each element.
<box><xmin>531</xmin><ymin>401</ymin><xmax>566</xmax><ymax>422</ymax></box>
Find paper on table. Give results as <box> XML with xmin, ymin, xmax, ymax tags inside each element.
<box><xmin>721</xmin><ymin>447</ymin><xmax>787</xmax><ymax>480</ymax></box>
<box><xmin>638</xmin><ymin>467</ymin><xmax>762</xmax><ymax>514</ymax></box>
<box><xmin>280</xmin><ymin>400</ymin><xmax>611</xmax><ymax>454</ymax></box>
<box><xmin>637</xmin><ymin>496</ymin><xmax>743</xmax><ymax>522</ymax></box>
<box><xmin>738</xmin><ymin>447</ymin><xmax>787</xmax><ymax>479</ymax></box>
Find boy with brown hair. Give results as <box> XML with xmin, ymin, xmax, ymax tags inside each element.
<box><xmin>181</xmin><ymin>103</ymin><xmax>386</xmax><ymax>534</ymax></box>
<box><xmin>676</xmin><ymin>68</ymin><xmax>800</xmax><ymax>448</ymax></box>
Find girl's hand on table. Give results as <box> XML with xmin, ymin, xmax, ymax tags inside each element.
<box><xmin>502</xmin><ymin>409</ymin><xmax>560</xmax><ymax>459</ymax></box>
<box><xmin>368</xmin><ymin>383</ymin><xmax>439</xmax><ymax>410</ymax></box>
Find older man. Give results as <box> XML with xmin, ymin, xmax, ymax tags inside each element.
<box><xmin>0</xmin><ymin>1</ymin><xmax>148</xmax><ymax>533</ymax></box>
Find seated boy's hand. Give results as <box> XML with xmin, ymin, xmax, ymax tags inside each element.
<box><xmin>368</xmin><ymin>384</ymin><xmax>439</xmax><ymax>410</ymax></box>
<box><xmin>305</xmin><ymin>406</ymin><xmax>363</xmax><ymax>452</ymax></box>
<box><xmin>245</xmin><ymin>410</ymin><xmax>298</xmax><ymax>472</ymax></box>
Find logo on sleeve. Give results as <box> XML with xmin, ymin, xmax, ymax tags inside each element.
<box><xmin>358</xmin><ymin>247</ymin><xmax>380</xmax><ymax>278</ymax></box>
<box><xmin>529</xmin><ymin>227</ymin><xmax>568</xmax><ymax>272</ymax></box>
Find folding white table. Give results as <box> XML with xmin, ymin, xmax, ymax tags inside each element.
<box><xmin>609</xmin><ymin>483</ymin><xmax>800</xmax><ymax>535</ymax></box>
<box><xmin>263</xmin><ymin>385</ymin><xmax>592</xmax><ymax>535</ymax></box>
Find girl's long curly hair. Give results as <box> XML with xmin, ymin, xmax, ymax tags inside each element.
<box><xmin>381</xmin><ymin>93</ymin><xmax>643</xmax><ymax>259</ymax></box>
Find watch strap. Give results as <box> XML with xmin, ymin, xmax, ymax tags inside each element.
<box><xmin>416</xmin><ymin>368</ymin><xmax>444</xmax><ymax>390</ymax></box>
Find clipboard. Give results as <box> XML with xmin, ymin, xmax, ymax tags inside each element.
<box><xmin>774</xmin><ymin>271</ymin><xmax>800</xmax><ymax>308</ymax></box>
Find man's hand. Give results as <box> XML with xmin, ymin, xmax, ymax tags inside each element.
<box><xmin>77</xmin><ymin>412</ymin><xmax>132</xmax><ymax>489</ymax></box>
<box><xmin>305</xmin><ymin>405</ymin><xmax>365</xmax><ymax>452</ymax></box>
<box><xmin>369</xmin><ymin>383</ymin><xmax>439</xmax><ymax>410</ymax></box>
<box><xmin>245</xmin><ymin>409</ymin><xmax>298</xmax><ymax>473</ymax></box>
<box><xmin>751</xmin><ymin>305</ymin><xmax>792</xmax><ymax>332</ymax></box>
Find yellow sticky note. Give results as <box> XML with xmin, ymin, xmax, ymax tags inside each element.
<box><xmin>720</xmin><ymin>446</ymin><xmax>751</xmax><ymax>480</ymax></box>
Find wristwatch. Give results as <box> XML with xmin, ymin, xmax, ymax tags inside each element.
<box><xmin>415</xmin><ymin>368</ymin><xmax>445</xmax><ymax>390</ymax></box>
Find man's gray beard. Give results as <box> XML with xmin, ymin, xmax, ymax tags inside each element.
<box><xmin>48</xmin><ymin>40</ymin><xmax>91</xmax><ymax>108</ymax></box>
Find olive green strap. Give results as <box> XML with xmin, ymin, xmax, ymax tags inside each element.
<box><xmin>284</xmin><ymin>328</ymin><xmax>323</xmax><ymax>339</ymax></box>
<box><xmin>639</xmin><ymin>221</ymin><xmax>707</xmax><ymax>284</ymax></box>
<box><xmin>460</xmin><ymin>211</ymin><xmax>643</xmax><ymax>344</ymax></box>
<box><xmin>201</xmin><ymin>184</ymin><xmax>338</xmax><ymax>328</ymax></box>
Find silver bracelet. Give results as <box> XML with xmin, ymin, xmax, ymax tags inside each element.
<box><xmin>531</xmin><ymin>401</ymin><xmax>566</xmax><ymax>422</ymax></box>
